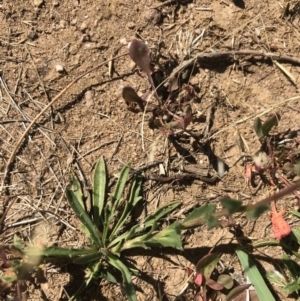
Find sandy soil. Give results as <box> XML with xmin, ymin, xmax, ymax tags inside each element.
<box><xmin>1</xmin><ymin>0</ymin><xmax>300</xmax><ymax>300</ymax></box>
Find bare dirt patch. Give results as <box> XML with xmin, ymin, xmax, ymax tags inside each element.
<box><xmin>1</xmin><ymin>0</ymin><xmax>300</xmax><ymax>300</ymax></box>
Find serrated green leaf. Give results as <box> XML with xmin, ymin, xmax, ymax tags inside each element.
<box><xmin>107</xmin><ymin>254</ymin><xmax>137</xmax><ymax>301</ymax></box>
<box><xmin>146</xmin><ymin>222</ymin><xmax>183</xmax><ymax>250</ymax></box>
<box><xmin>66</xmin><ymin>189</ymin><xmax>102</xmax><ymax>248</ymax></box>
<box><xmin>207</xmin><ymin>215</ymin><xmax>220</xmax><ymax>230</ymax></box>
<box><xmin>220</xmin><ymin>198</ymin><xmax>243</xmax><ymax>215</ymax></box>
<box><xmin>196</xmin><ymin>253</ymin><xmax>219</xmax><ymax>280</ymax></box>
<box><xmin>246</xmin><ymin>204</ymin><xmax>269</xmax><ymax>219</ymax></box>
<box><xmin>236</xmin><ymin>248</ymin><xmax>275</xmax><ymax>301</ymax></box>
<box><xmin>254</xmin><ymin>117</ymin><xmax>265</xmax><ymax>139</ymax></box>
<box><xmin>92</xmin><ymin>157</ymin><xmax>107</xmax><ymax>227</ymax></box>
<box><xmin>181</xmin><ymin>204</ymin><xmax>217</xmax><ymax>229</ymax></box>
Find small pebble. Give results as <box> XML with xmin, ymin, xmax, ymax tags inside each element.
<box><xmin>59</xmin><ymin>20</ymin><xmax>67</xmax><ymax>28</ymax></box>
<box><xmin>80</xmin><ymin>21</ymin><xmax>88</xmax><ymax>32</ymax></box>
<box><xmin>55</xmin><ymin>64</ymin><xmax>65</xmax><ymax>73</ymax></box>
<box><xmin>119</xmin><ymin>37</ymin><xmax>127</xmax><ymax>45</ymax></box>
<box><xmin>126</xmin><ymin>22</ymin><xmax>135</xmax><ymax>29</ymax></box>
<box><xmin>84</xmin><ymin>90</ymin><xmax>95</xmax><ymax>107</ymax></box>
<box><xmin>52</xmin><ymin>0</ymin><xmax>59</xmax><ymax>6</ymax></box>
<box><xmin>27</xmin><ymin>31</ymin><xmax>38</xmax><ymax>40</ymax></box>
<box><xmin>70</xmin><ymin>19</ymin><xmax>77</xmax><ymax>26</ymax></box>
<box><xmin>143</xmin><ymin>9</ymin><xmax>162</xmax><ymax>25</ymax></box>
<box><xmin>33</xmin><ymin>0</ymin><xmax>44</xmax><ymax>7</ymax></box>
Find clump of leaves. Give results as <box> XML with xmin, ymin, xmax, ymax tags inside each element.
<box><xmin>124</xmin><ymin>39</ymin><xmax>196</xmax><ymax>135</ymax></box>
<box><xmin>185</xmin><ymin>253</ymin><xmax>250</xmax><ymax>301</ymax></box>
<box><xmin>1</xmin><ymin>157</ymin><xmax>185</xmax><ymax>301</ymax></box>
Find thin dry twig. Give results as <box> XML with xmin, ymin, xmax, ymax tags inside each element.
<box><xmin>0</xmin><ymin>52</ymin><xmax>128</xmax><ymax>195</ymax></box>
<box><xmin>169</xmin><ymin>49</ymin><xmax>300</xmax><ymax>79</ymax></box>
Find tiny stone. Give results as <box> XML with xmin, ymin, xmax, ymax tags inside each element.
<box><xmin>55</xmin><ymin>64</ymin><xmax>65</xmax><ymax>73</ymax></box>
<box><xmin>70</xmin><ymin>19</ymin><xmax>77</xmax><ymax>26</ymax></box>
<box><xmin>143</xmin><ymin>9</ymin><xmax>162</xmax><ymax>25</ymax></box>
<box><xmin>119</xmin><ymin>37</ymin><xmax>127</xmax><ymax>45</ymax></box>
<box><xmin>126</xmin><ymin>22</ymin><xmax>135</xmax><ymax>29</ymax></box>
<box><xmin>80</xmin><ymin>21</ymin><xmax>88</xmax><ymax>32</ymax></box>
<box><xmin>59</xmin><ymin>20</ymin><xmax>67</xmax><ymax>28</ymax></box>
<box><xmin>84</xmin><ymin>90</ymin><xmax>95</xmax><ymax>107</ymax></box>
<box><xmin>52</xmin><ymin>0</ymin><xmax>59</xmax><ymax>6</ymax></box>
<box><xmin>27</xmin><ymin>31</ymin><xmax>38</xmax><ymax>40</ymax></box>
<box><xmin>33</xmin><ymin>0</ymin><xmax>44</xmax><ymax>7</ymax></box>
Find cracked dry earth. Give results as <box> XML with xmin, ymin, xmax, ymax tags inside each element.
<box><xmin>1</xmin><ymin>0</ymin><xmax>300</xmax><ymax>300</ymax></box>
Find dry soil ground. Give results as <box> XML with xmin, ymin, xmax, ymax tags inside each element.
<box><xmin>1</xmin><ymin>0</ymin><xmax>300</xmax><ymax>300</ymax></box>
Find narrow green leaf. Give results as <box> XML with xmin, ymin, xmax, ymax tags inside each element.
<box><xmin>70</xmin><ymin>172</ymin><xmax>91</xmax><ymax>238</ymax></box>
<box><xmin>111</xmin><ymin>164</ymin><xmax>130</xmax><ymax>209</ymax></box>
<box><xmin>100</xmin><ymin>268</ymin><xmax>118</xmax><ymax>284</ymax></box>
<box><xmin>107</xmin><ymin>254</ymin><xmax>137</xmax><ymax>301</ymax></box>
<box><xmin>92</xmin><ymin>157</ymin><xmax>107</xmax><ymax>228</ymax></box>
<box><xmin>66</xmin><ymin>190</ymin><xmax>102</xmax><ymax>248</ymax></box>
<box><xmin>246</xmin><ymin>204</ymin><xmax>269</xmax><ymax>219</ymax></box>
<box><xmin>220</xmin><ymin>198</ymin><xmax>243</xmax><ymax>215</ymax></box>
<box><xmin>252</xmin><ymin>240</ymin><xmax>280</xmax><ymax>248</ymax></box>
<box><xmin>236</xmin><ymin>248</ymin><xmax>276</xmax><ymax>301</ymax></box>
<box><xmin>253</xmin><ymin>240</ymin><xmax>300</xmax><ymax>259</ymax></box>
<box><xmin>181</xmin><ymin>204</ymin><xmax>217</xmax><ymax>229</ymax></box>
<box><xmin>73</xmin><ymin>252</ymin><xmax>103</xmax><ymax>264</ymax></box>
<box><xmin>108</xmin><ymin>224</ymin><xmax>141</xmax><ymax>250</ymax></box>
<box><xmin>225</xmin><ymin>284</ymin><xmax>251</xmax><ymax>301</ymax></box>
<box><xmin>254</xmin><ymin>117</ymin><xmax>265</xmax><ymax>139</ymax></box>
<box><xmin>27</xmin><ymin>246</ymin><xmax>97</xmax><ymax>257</ymax></box>
<box><xmin>110</xmin><ymin>174</ymin><xmax>143</xmax><ymax>240</ymax></box>
<box><xmin>71</xmin><ymin>172</ymin><xmax>85</xmax><ymax>209</ymax></box>
<box><xmin>102</xmin><ymin>164</ymin><xmax>130</xmax><ymax>243</ymax></box>
<box><xmin>140</xmin><ymin>201</ymin><xmax>181</xmax><ymax>231</ymax></box>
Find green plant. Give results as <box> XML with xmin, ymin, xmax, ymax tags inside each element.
<box><xmin>1</xmin><ymin>157</ymin><xmax>185</xmax><ymax>301</ymax></box>
<box><xmin>61</xmin><ymin>157</ymin><xmax>187</xmax><ymax>300</ymax></box>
